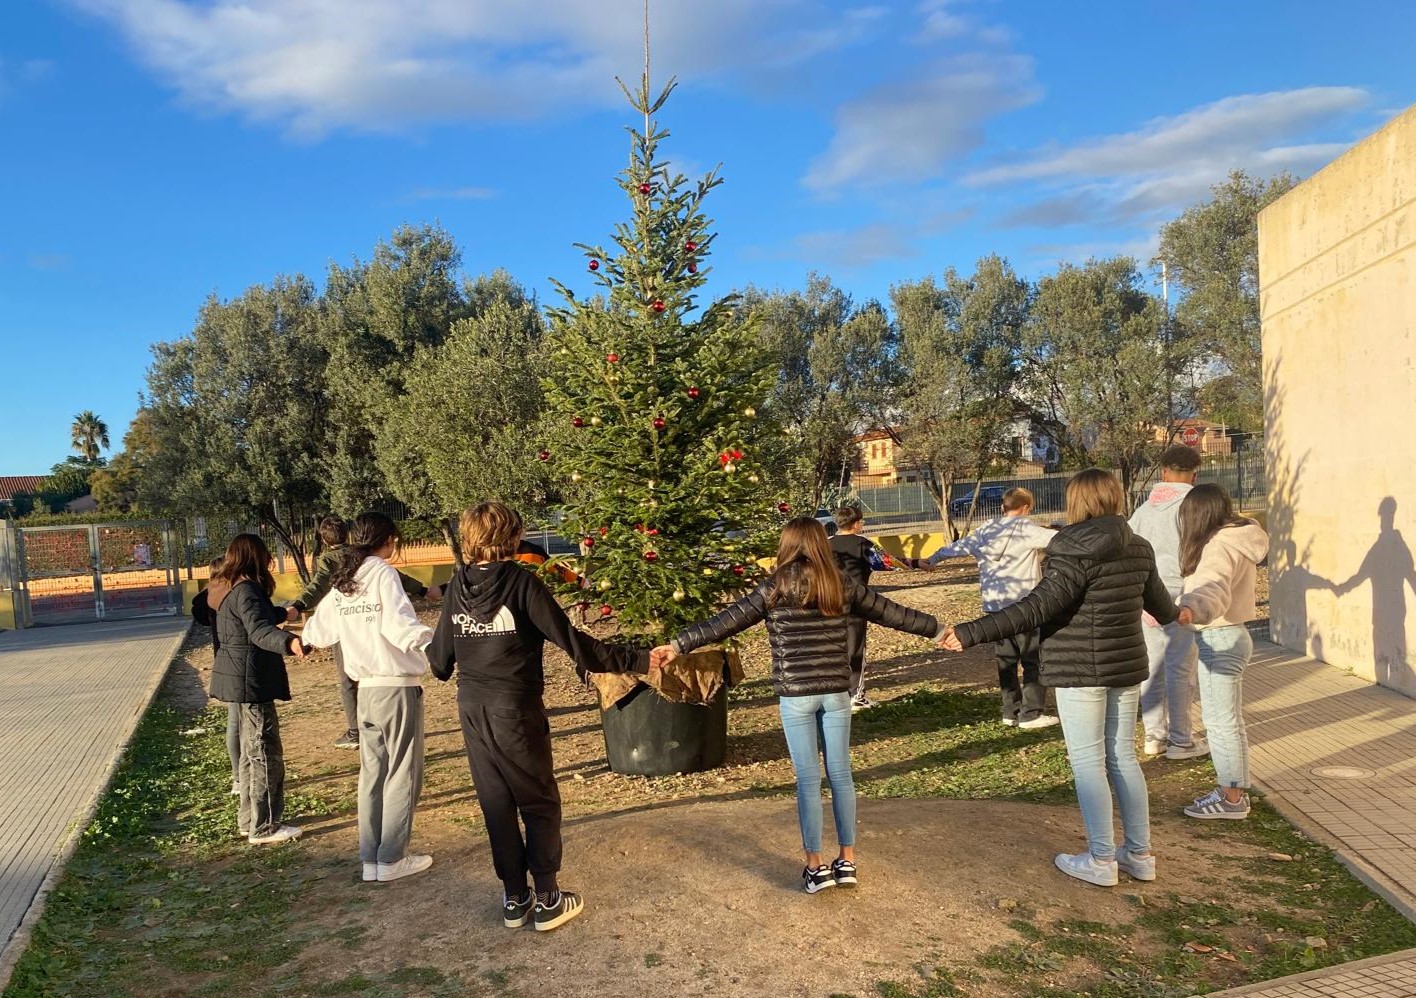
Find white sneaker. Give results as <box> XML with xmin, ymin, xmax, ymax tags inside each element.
<box><xmin>1054</xmin><ymin>851</ymin><xmax>1118</xmax><ymax>887</ymax></box>
<box><xmin>1142</xmin><ymin>739</ymin><xmax>1166</xmax><ymax>757</ymax></box>
<box><xmin>850</xmin><ymin>694</ymin><xmax>876</xmax><ymax>712</ymax></box>
<box><xmin>229</xmin><ymin>781</ymin><xmax>241</xmax><ymax>797</ymax></box>
<box><xmin>362</xmin><ymin>863</ymin><xmax>377</xmax><ymax>883</ymax></box>
<box><xmin>1116</xmin><ymin>847</ymin><xmax>1157</xmax><ymax>881</ymax></box>
<box><xmin>1166</xmin><ymin>737</ymin><xmax>1210</xmax><ymax>760</ymax></box>
<box><xmin>377</xmin><ymin>854</ymin><xmax>433</xmax><ymax>882</ymax></box>
<box><xmin>248</xmin><ymin>825</ymin><xmax>302</xmax><ymax>845</ymax></box>
<box><xmin>1002</xmin><ymin>717</ymin><xmax>1019</xmax><ymax>727</ymax></box>
<box><xmin>1184</xmin><ymin>788</ymin><xmax>1251</xmax><ymax>820</ymax></box>
<box><xmin>1018</xmin><ymin>715</ymin><xmax>1060</xmax><ymax>730</ymax></box>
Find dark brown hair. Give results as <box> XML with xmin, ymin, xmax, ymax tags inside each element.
<box><xmin>1178</xmin><ymin>484</ymin><xmax>1251</xmax><ymax>577</ymax></box>
<box><xmin>460</xmin><ymin>503</ymin><xmax>524</xmax><ymax>563</ymax></box>
<box><xmin>213</xmin><ymin>534</ymin><xmax>276</xmax><ymax>596</ymax></box>
<box><xmin>768</xmin><ymin>517</ymin><xmax>846</xmax><ymax>616</ymax></box>
<box><xmin>1160</xmin><ymin>444</ymin><xmax>1202</xmax><ymax>473</ymax></box>
<box><xmin>329</xmin><ymin>512</ymin><xmax>401</xmax><ymax>596</ymax></box>
<box><xmin>318</xmin><ymin>515</ymin><xmax>348</xmax><ymax>549</ymax></box>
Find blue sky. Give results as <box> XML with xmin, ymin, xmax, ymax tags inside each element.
<box><xmin>1</xmin><ymin>0</ymin><xmax>1411</xmax><ymax>473</ymax></box>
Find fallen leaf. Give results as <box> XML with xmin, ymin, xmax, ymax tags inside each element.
<box><xmin>1183</xmin><ymin>942</ymin><xmax>1213</xmax><ymax>954</ymax></box>
<box><xmin>1305</xmin><ymin>937</ymin><xmax>1328</xmax><ymax>949</ymax></box>
<box><xmin>1266</xmin><ymin>852</ymin><xmax>1294</xmax><ymax>862</ymax></box>
<box><xmin>1216</xmin><ymin>951</ymin><xmax>1239</xmax><ymax>963</ymax></box>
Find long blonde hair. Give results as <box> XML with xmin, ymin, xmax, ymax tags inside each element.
<box><xmin>768</xmin><ymin>517</ymin><xmax>846</xmax><ymax>616</ymax></box>
<box><xmin>1065</xmin><ymin>469</ymin><xmax>1125</xmax><ymax>524</ymax></box>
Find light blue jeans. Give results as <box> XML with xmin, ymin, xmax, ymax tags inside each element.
<box><xmin>1196</xmin><ymin>625</ymin><xmax>1254</xmax><ymax>789</ymax></box>
<box><xmin>779</xmin><ymin>692</ymin><xmax>856</xmax><ymax>855</ymax></box>
<box><xmin>1139</xmin><ymin>622</ymin><xmax>1198</xmax><ymax>747</ymax></box>
<box><xmin>1054</xmin><ymin>686</ymin><xmax>1150</xmax><ymax>861</ymax></box>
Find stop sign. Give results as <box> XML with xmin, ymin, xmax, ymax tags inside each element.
<box><xmin>1180</xmin><ymin>426</ymin><xmax>1202</xmax><ymax>447</ymax></box>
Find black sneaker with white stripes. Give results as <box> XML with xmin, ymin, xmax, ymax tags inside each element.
<box><xmin>503</xmin><ymin>890</ymin><xmax>534</xmax><ymax>928</ymax></box>
<box><xmin>534</xmin><ymin>890</ymin><xmax>584</xmax><ymax>931</ymax></box>
<box><xmin>831</xmin><ymin>858</ymin><xmax>858</xmax><ymax>888</ymax></box>
<box><xmin>802</xmin><ymin>865</ymin><xmax>836</xmax><ymax>894</ymax></box>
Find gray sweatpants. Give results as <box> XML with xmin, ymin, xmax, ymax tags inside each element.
<box><xmin>237</xmin><ymin>702</ymin><xmax>285</xmax><ymax>839</ymax></box>
<box><xmin>357</xmin><ymin>686</ymin><xmax>425</xmax><ymax>865</ymax></box>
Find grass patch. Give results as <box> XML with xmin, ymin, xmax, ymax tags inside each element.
<box><xmin>2</xmin><ymin>691</ymin><xmax>355</xmax><ymax>998</ymax></box>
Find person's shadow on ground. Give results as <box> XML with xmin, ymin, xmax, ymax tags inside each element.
<box><xmin>1333</xmin><ymin>496</ymin><xmax>1416</xmax><ymax>691</ymax></box>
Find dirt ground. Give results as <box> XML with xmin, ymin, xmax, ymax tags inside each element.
<box><xmin>157</xmin><ymin>564</ymin><xmax>1303</xmax><ymax>997</ymax></box>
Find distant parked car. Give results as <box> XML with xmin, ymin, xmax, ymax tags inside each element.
<box><xmin>814</xmin><ymin>508</ymin><xmax>838</xmax><ymax>536</ymax></box>
<box><xmin>951</xmin><ymin>486</ymin><xmax>1007</xmax><ymax>518</ymax></box>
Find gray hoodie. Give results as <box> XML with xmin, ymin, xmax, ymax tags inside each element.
<box><xmin>1127</xmin><ymin>481</ymin><xmax>1193</xmax><ymax>599</ymax></box>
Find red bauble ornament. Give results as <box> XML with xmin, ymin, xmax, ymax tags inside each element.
<box><xmin>732</xmin><ymin>565</ymin><xmax>746</xmax><ymax>577</ymax></box>
<box><xmin>638</xmin><ymin>183</ymin><xmax>652</xmax><ymax>195</ymax></box>
<box><xmin>652</xmin><ymin>417</ymin><xmax>666</xmax><ymax>430</ymax></box>
<box><xmin>685</xmin><ymin>241</ymin><xmax>698</xmax><ymax>252</ymax></box>
<box><xmin>778</xmin><ymin>502</ymin><xmax>791</xmax><ymax>514</ymax></box>
<box><xmin>606</xmin><ymin>352</ymin><xmax>620</xmax><ymax>363</ymax></box>
<box><xmin>647</xmin><ymin>527</ymin><xmax>659</xmax><ymax>537</ymax></box>
<box><xmin>644</xmin><ymin>550</ymin><xmax>658</xmax><ymax>562</ymax></box>
<box><xmin>688</xmin><ymin>263</ymin><xmax>698</xmax><ymax>274</ymax></box>
<box><xmin>651</xmin><ymin>299</ymin><xmax>666</xmax><ymax>313</ymax></box>
<box><xmin>599</xmin><ymin>526</ymin><xmax>610</xmax><ymax>537</ymax></box>
<box><xmin>589</xmin><ymin>259</ymin><xmax>600</xmax><ymax>271</ymax></box>
<box><xmin>537</xmin><ymin>449</ymin><xmax>550</xmax><ymax>461</ymax></box>
<box><xmin>600</xmin><ymin>604</ymin><xmax>613</xmax><ymax>617</ymax></box>
<box><xmin>687</xmin><ymin>386</ymin><xmax>701</xmax><ymax>399</ymax></box>
<box><xmin>571</xmin><ymin>416</ymin><xmax>585</xmax><ymax>428</ymax></box>
<box><xmin>583</xmin><ymin>536</ymin><xmax>595</xmax><ymax>548</ymax></box>
<box><xmin>731</xmin><ymin>449</ymin><xmax>744</xmax><ymax>460</ymax></box>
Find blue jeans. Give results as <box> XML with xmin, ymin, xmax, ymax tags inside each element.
<box><xmin>1139</xmin><ymin>622</ymin><xmax>1198</xmax><ymax>747</ymax></box>
<box><xmin>1196</xmin><ymin>625</ymin><xmax>1254</xmax><ymax>789</ymax></box>
<box><xmin>779</xmin><ymin>692</ymin><xmax>856</xmax><ymax>854</ymax></box>
<box><xmin>1054</xmin><ymin>686</ymin><xmax>1150</xmax><ymax>861</ymax></box>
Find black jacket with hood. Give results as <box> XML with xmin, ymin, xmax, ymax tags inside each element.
<box><xmin>209</xmin><ymin>580</ymin><xmax>295</xmax><ymax>703</ymax></box>
<box><xmin>670</xmin><ymin>564</ymin><xmax>940</xmax><ymax>697</ymax></box>
<box><xmin>953</xmin><ymin>515</ymin><xmax>1178</xmax><ymax>688</ymax></box>
<box><xmin>427</xmin><ymin>560</ymin><xmax>646</xmax><ymax>706</ymax></box>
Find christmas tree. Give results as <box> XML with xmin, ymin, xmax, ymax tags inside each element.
<box><xmin>542</xmin><ymin>71</ymin><xmax>781</xmax><ymax>641</ymax></box>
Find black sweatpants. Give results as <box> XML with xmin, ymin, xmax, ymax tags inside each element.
<box><xmin>845</xmin><ymin>616</ymin><xmax>868</xmax><ymax>698</ymax></box>
<box><xmin>996</xmin><ymin>630</ymin><xmax>1046</xmax><ymax>723</ymax></box>
<box><xmin>458</xmin><ymin>698</ymin><xmax>562</xmax><ymax>896</ymax></box>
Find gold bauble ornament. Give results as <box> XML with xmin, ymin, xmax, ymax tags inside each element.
<box><xmin>748</xmin><ymin>474</ymin><xmax>760</xmax><ymax>484</ymax></box>
<box><xmin>724</xmin><ymin>462</ymin><xmax>737</xmax><ymax>474</ymax></box>
<box><xmin>590</xmin><ymin>416</ymin><xmax>602</xmax><ymax>426</ymax></box>
<box><xmin>672</xmin><ymin>589</ymin><xmax>685</xmax><ymax>602</ymax></box>
<box><xmin>598</xmin><ymin>578</ymin><xmax>612</xmax><ymax>591</ymax></box>
<box><xmin>570</xmin><ymin>471</ymin><xmax>583</xmax><ymax>482</ymax></box>
<box><xmin>743</xmin><ymin>406</ymin><xmax>757</xmax><ymax>418</ymax></box>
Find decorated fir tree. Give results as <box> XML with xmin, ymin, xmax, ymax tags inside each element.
<box><xmin>543</xmin><ymin>73</ymin><xmax>782</xmax><ymax>642</ymax></box>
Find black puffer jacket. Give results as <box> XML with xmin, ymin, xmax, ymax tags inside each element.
<box><xmin>671</xmin><ymin>570</ymin><xmax>940</xmax><ymax>696</ymax></box>
<box><xmin>209</xmin><ymin>581</ymin><xmax>296</xmax><ymax>704</ymax></box>
<box><xmin>953</xmin><ymin>516</ymin><xmax>1178</xmax><ymax>688</ymax></box>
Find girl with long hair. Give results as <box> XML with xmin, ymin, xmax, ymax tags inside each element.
<box><xmin>304</xmin><ymin>512</ymin><xmax>436</xmax><ymax>882</ymax></box>
<box><xmin>943</xmin><ymin>470</ymin><xmax>1185</xmax><ymax>886</ymax></box>
<box><xmin>654</xmin><ymin>517</ymin><xmax>943</xmax><ymax>893</ymax></box>
<box><xmin>208</xmin><ymin>533</ymin><xmax>306</xmax><ymax>845</ymax></box>
<box><xmin>1175</xmin><ymin>485</ymin><xmax>1269</xmax><ymax>820</ymax></box>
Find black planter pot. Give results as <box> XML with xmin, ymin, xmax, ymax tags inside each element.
<box><xmin>599</xmin><ymin>681</ymin><xmax>729</xmax><ymax>776</ymax></box>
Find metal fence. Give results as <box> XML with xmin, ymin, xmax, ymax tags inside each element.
<box><xmin>838</xmin><ymin>445</ymin><xmax>1267</xmax><ymax>529</ymax></box>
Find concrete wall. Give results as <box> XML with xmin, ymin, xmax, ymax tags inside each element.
<box><xmin>1259</xmin><ymin>104</ymin><xmax>1416</xmax><ymax>697</ymax></box>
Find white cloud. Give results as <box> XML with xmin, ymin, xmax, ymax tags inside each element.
<box><xmin>971</xmin><ymin>87</ymin><xmax>1369</xmax><ymax>227</ymax></box>
<box><xmin>65</xmin><ymin>0</ymin><xmax>876</xmax><ymax>136</ymax></box>
<box><xmin>916</xmin><ymin>0</ymin><xmax>969</xmax><ymax>40</ymax></box>
<box><xmin>409</xmin><ymin>186</ymin><xmax>497</xmax><ymax>201</ymax></box>
<box><xmin>803</xmin><ymin>53</ymin><xmax>1040</xmax><ymax>192</ymax></box>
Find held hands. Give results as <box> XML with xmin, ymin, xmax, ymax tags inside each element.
<box><xmin>426</xmin><ymin>584</ymin><xmax>444</xmax><ymax>601</ymax></box>
<box><xmin>937</xmin><ymin>626</ymin><xmax>963</xmax><ymax>653</ymax></box>
<box><xmin>288</xmin><ymin>635</ymin><xmax>307</xmax><ymax>659</ymax></box>
<box><xmin>284</xmin><ymin>605</ymin><xmax>301</xmax><ymax>623</ymax></box>
<box><xmin>1177</xmin><ymin>606</ymin><xmax>1195</xmax><ymax>627</ymax></box>
<box><xmin>646</xmin><ymin>644</ymin><xmax>678</xmax><ymax>685</ymax></box>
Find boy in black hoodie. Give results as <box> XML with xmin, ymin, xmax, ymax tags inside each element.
<box><xmin>829</xmin><ymin>505</ymin><xmax>880</xmax><ymax>709</ymax></box>
<box><xmin>428</xmin><ymin>502</ymin><xmax>647</xmax><ymax>933</ymax></box>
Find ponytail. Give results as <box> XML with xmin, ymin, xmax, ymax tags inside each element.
<box><xmin>329</xmin><ymin>512</ymin><xmax>401</xmax><ymax>596</ymax></box>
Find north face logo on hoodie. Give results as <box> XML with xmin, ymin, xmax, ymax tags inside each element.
<box><xmin>452</xmin><ymin>605</ymin><xmax>517</xmax><ymax>636</ymax></box>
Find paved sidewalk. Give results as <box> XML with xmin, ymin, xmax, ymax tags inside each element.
<box><xmin>0</xmin><ymin>617</ymin><xmax>188</xmax><ymax>986</ymax></box>
<box><xmin>1195</xmin><ymin>636</ymin><xmax>1416</xmax><ymax>997</ymax></box>
<box><xmin>1245</xmin><ymin>636</ymin><xmax>1416</xmax><ymax>918</ymax></box>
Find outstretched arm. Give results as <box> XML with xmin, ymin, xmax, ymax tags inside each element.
<box><xmin>671</xmin><ymin>583</ymin><xmax>771</xmax><ymax>655</ymax></box>
<box><xmin>524</xmin><ymin>579</ymin><xmax>646</xmax><ymax>674</ymax></box>
<box><xmin>953</xmin><ymin>558</ymin><xmax>1086</xmax><ymax>648</ymax></box>
<box><xmin>850</xmin><ymin>584</ymin><xmax>941</xmax><ymax>639</ymax></box>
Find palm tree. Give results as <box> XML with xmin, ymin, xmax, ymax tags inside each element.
<box><xmin>71</xmin><ymin>411</ymin><xmax>110</xmax><ymax>463</ymax></box>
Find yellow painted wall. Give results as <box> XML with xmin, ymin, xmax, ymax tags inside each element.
<box><xmin>1259</xmin><ymin>103</ymin><xmax>1416</xmax><ymax>696</ymax></box>
<box><xmin>0</xmin><ymin>591</ymin><xmax>17</xmax><ymax>630</ymax></box>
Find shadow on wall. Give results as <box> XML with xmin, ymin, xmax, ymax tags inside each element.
<box><xmin>1333</xmin><ymin>496</ymin><xmax>1416</xmax><ymax>691</ymax></box>
<box><xmin>1265</xmin><ymin>361</ymin><xmax>1333</xmax><ymax>661</ymax></box>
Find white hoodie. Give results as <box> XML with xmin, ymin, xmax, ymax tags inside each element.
<box><xmin>303</xmin><ymin>556</ymin><xmax>433</xmax><ymax>686</ymax></box>
<box><xmin>1128</xmin><ymin>481</ymin><xmax>1193</xmax><ymax>599</ymax></box>
<box><xmin>1179</xmin><ymin>522</ymin><xmax>1269</xmax><ymax>629</ymax></box>
<box><xmin>928</xmin><ymin>515</ymin><xmax>1056</xmax><ymax>612</ymax></box>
